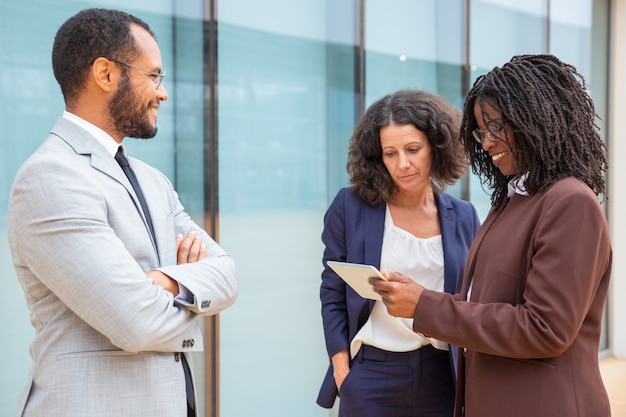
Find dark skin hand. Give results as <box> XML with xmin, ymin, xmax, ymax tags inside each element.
<box><xmin>370</xmin><ymin>271</ymin><xmax>424</xmax><ymax>318</ymax></box>
<box><xmin>146</xmin><ymin>231</ymin><xmax>207</xmax><ymax>295</ymax></box>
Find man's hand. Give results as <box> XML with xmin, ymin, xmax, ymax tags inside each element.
<box><xmin>145</xmin><ymin>231</ymin><xmax>207</xmax><ymax>295</ymax></box>
<box><xmin>176</xmin><ymin>231</ymin><xmax>206</xmax><ymax>264</ymax></box>
<box><xmin>370</xmin><ymin>272</ymin><xmax>424</xmax><ymax>318</ymax></box>
<box><xmin>146</xmin><ymin>270</ymin><xmax>180</xmax><ymax>296</ymax></box>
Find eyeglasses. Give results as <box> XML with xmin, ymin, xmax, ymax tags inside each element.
<box><xmin>109</xmin><ymin>59</ymin><xmax>166</xmax><ymax>89</ymax></box>
<box><xmin>472</xmin><ymin>123</ymin><xmax>505</xmax><ymax>144</ymax></box>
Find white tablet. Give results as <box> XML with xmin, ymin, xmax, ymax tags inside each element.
<box><xmin>326</xmin><ymin>261</ymin><xmax>387</xmax><ymax>300</ymax></box>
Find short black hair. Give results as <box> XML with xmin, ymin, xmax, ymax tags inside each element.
<box><xmin>347</xmin><ymin>89</ymin><xmax>466</xmax><ymax>205</ymax></box>
<box><xmin>52</xmin><ymin>8</ymin><xmax>154</xmax><ymax>105</ymax></box>
<box><xmin>461</xmin><ymin>54</ymin><xmax>608</xmax><ymax>208</ymax></box>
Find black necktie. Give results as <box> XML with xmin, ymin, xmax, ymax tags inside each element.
<box><xmin>115</xmin><ymin>146</ymin><xmax>195</xmax><ymax>416</ymax></box>
<box><xmin>114</xmin><ymin>146</ymin><xmax>156</xmax><ymax>243</ymax></box>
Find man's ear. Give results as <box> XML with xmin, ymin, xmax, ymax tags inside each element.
<box><xmin>91</xmin><ymin>57</ymin><xmax>117</xmax><ymax>93</ymax></box>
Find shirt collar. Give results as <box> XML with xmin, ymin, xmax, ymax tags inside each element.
<box><xmin>507</xmin><ymin>173</ymin><xmax>529</xmax><ymax>197</ymax></box>
<box><xmin>62</xmin><ymin>111</ymin><xmax>122</xmax><ymax>157</ymax></box>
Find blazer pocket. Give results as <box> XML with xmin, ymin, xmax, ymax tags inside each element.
<box><xmin>510</xmin><ymin>356</ymin><xmax>557</xmax><ymax>371</ymax></box>
<box><xmin>57</xmin><ymin>349</ymin><xmax>140</xmax><ymax>361</ymax></box>
<box><xmin>338</xmin><ymin>368</ymin><xmax>353</xmax><ymax>398</ymax></box>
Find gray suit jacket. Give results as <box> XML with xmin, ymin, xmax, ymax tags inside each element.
<box><xmin>8</xmin><ymin>117</ymin><xmax>239</xmax><ymax>417</ymax></box>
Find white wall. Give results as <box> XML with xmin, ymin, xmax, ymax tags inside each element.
<box><xmin>608</xmin><ymin>0</ymin><xmax>626</xmax><ymax>358</ymax></box>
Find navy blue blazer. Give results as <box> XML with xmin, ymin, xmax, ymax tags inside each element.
<box><xmin>317</xmin><ymin>187</ymin><xmax>480</xmax><ymax>408</ymax></box>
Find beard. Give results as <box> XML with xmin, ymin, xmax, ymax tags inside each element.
<box><xmin>109</xmin><ymin>74</ymin><xmax>158</xmax><ymax>139</ymax></box>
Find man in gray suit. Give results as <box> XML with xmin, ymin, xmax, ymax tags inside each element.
<box><xmin>7</xmin><ymin>8</ymin><xmax>239</xmax><ymax>417</ymax></box>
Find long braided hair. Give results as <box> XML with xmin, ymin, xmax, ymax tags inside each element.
<box><xmin>460</xmin><ymin>54</ymin><xmax>608</xmax><ymax>208</ymax></box>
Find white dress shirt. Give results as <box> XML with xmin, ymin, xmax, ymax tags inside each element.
<box><xmin>350</xmin><ymin>205</ymin><xmax>447</xmax><ymax>358</ymax></box>
<box><xmin>63</xmin><ymin>111</ymin><xmax>121</xmax><ymax>156</ymax></box>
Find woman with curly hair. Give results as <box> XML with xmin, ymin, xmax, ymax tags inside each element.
<box><xmin>317</xmin><ymin>89</ymin><xmax>481</xmax><ymax>416</ymax></box>
<box><xmin>373</xmin><ymin>55</ymin><xmax>612</xmax><ymax>417</ymax></box>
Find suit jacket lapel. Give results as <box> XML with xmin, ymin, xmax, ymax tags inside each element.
<box><xmin>436</xmin><ymin>194</ymin><xmax>459</xmax><ymax>294</ymax></box>
<box><xmin>459</xmin><ymin>197</ymin><xmax>509</xmax><ymax>300</ymax></box>
<box><xmin>50</xmin><ymin>118</ymin><xmax>159</xmax><ymax>257</ymax></box>
<box><xmin>362</xmin><ymin>201</ymin><xmax>385</xmax><ymax>311</ymax></box>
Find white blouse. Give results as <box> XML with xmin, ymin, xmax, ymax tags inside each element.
<box><xmin>350</xmin><ymin>205</ymin><xmax>448</xmax><ymax>358</ymax></box>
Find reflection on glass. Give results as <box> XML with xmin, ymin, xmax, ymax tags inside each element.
<box><xmin>366</xmin><ymin>0</ymin><xmax>465</xmax><ymax>110</ymax></box>
<box><xmin>217</xmin><ymin>1</ymin><xmax>356</xmax><ymax>416</ymax></box>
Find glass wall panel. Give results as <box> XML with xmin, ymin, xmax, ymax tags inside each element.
<box><xmin>0</xmin><ymin>1</ymin><xmax>205</xmax><ymax>415</ymax></box>
<box><xmin>365</xmin><ymin>0</ymin><xmax>466</xmax><ymax>199</ymax></box>
<box><xmin>468</xmin><ymin>0</ymin><xmax>547</xmax><ymax>219</ymax></box>
<box><xmin>590</xmin><ymin>0</ymin><xmax>610</xmax><ymax>354</ymax></box>
<box><xmin>549</xmin><ymin>0</ymin><xmax>592</xmax><ymax>76</ymax></box>
<box><xmin>217</xmin><ymin>1</ymin><xmax>356</xmax><ymax>416</ymax></box>
<box><xmin>470</xmin><ymin>0</ymin><xmax>547</xmax><ymax>78</ymax></box>
<box><xmin>550</xmin><ymin>0</ymin><xmax>610</xmax><ymax>351</ymax></box>
<box><xmin>549</xmin><ymin>0</ymin><xmax>608</xmax><ymax>142</ymax></box>
<box><xmin>0</xmin><ymin>3</ymin><xmax>58</xmax><ymax>414</ymax></box>
<box><xmin>365</xmin><ymin>0</ymin><xmax>464</xmax><ymax>107</ymax></box>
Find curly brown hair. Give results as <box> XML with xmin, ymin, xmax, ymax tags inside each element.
<box><xmin>347</xmin><ymin>89</ymin><xmax>467</xmax><ymax>205</ymax></box>
<box><xmin>461</xmin><ymin>54</ymin><xmax>608</xmax><ymax>208</ymax></box>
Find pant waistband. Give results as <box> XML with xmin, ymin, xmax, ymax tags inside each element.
<box><xmin>356</xmin><ymin>343</ymin><xmax>446</xmax><ymax>362</ymax></box>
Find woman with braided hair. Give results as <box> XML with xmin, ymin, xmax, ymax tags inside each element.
<box><xmin>371</xmin><ymin>55</ymin><xmax>612</xmax><ymax>417</ymax></box>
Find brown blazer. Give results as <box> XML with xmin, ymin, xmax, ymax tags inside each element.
<box><xmin>412</xmin><ymin>177</ymin><xmax>612</xmax><ymax>417</ymax></box>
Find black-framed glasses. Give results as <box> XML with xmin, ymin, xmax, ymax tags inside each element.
<box><xmin>109</xmin><ymin>59</ymin><xmax>166</xmax><ymax>89</ymax></box>
<box><xmin>472</xmin><ymin>123</ymin><xmax>505</xmax><ymax>144</ymax></box>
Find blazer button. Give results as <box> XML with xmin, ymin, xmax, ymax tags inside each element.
<box><xmin>201</xmin><ymin>300</ymin><xmax>211</xmax><ymax>309</ymax></box>
<box><xmin>182</xmin><ymin>339</ymin><xmax>195</xmax><ymax>349</ymax></box>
